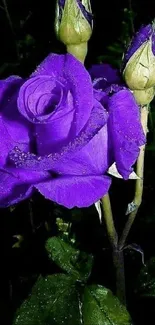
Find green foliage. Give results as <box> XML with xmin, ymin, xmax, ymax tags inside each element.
<box><xmin>13</xmin><ymin>238</ymin><xmax>131</xmax><ymax>325</ymax></box>
<box><xmin>13</xmin><ymin>274</ymin><xmax>80</xmax><ymax>325</ymax></box>
<box><xmin>45</xmin><ymin>236</ymin><xmax>93</xmax><ymax>282</ymax></box>
<box><xmin>82</xmin><ymin>285</ymin><xmax>131</xmax><ymax>325</ymax></box>
<box><xmin>13</xmin><ymin>274</ymin><xmax>131</xmax><ymax>325</ymax></box>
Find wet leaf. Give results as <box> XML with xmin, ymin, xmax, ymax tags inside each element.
<box><xmin>82</xmin><ymin>285</ymin><xmax>131</xmax><ymax>325</ymax></box>
<box><xmin>45</xmin><ymin>237</ymin><xmax>93</xmax><ymax>281</ymax></box>
<box><xmin>13</xmin><ymin>274</ymin><xmax>81</xmax><ymax>325</ymax></box>
<box><xmin>13</xmin><ymin>275</ymin><xmax>131</xmax><ymax>325</ymax></box>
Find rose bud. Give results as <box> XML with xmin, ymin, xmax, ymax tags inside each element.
<box><xmin>133</xmin><ymin>87</ymin><xmax>155</xmax><ymax>105</ymax></box>
<box><xmin>123</xmin><ymin>23</ymin><xmax>155</xmax><ymax>90</ymax></box>
<box><xmin>55</xmin><ymin>0</ymin><xmax>93</xmax><ymax>62</ymax></box>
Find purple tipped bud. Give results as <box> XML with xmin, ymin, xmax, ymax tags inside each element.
<box><xmin>55</xmin><ymin>0</ymin><xmax>93</xmax><ymax>45</ymax></box>
<box><xmin>123</xmin><ymin>23</ymin><xmax>155</xmax><ymax>90</ymax></box>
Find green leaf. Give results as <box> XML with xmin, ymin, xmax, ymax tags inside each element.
<box><xmin>136</xmin><ymin>257</ymin><xmax>155</xmax><ymax>297</ymax></box>
<box><xmin>13</xmin><ymin>275</ymin><xmax>131</xmax><ymax>325</ymax></box>
<box><xmin>82</xmin><ymin>285</ymin><xmax>131</xmax><ymax>325</ymax></box>
<box><xmin>13</xmin><ymin>274</ymin><xmax>82</xmax><ymax>325</ymax></box>
<box><xmin>45</xmin><ymin>236</ymin><xmax>93</xmax><ymax>281</ymax></box>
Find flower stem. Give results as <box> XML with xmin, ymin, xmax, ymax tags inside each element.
<box><xmin>101</xmin><ymin>194</ymin><xmax>118</xmax><ymax>248</ymax></box>
<box><xmin>112</xmin><ymin>248</ymin><xmax>126</xmax><ymax>305</ymax></box>
<box><xmin>118</xmin><ymin>105</ymin><xmax>149</xmax><ymax>250</ymax></box>
<box><xmin>102</xmin><ymin>194</ymin><xmax>126</xmax><ymax>304</ymax></box>
<box><xmin>67</xmin><ymin>42</ymin><xmax>88</xmax><ymax>63</ymax></box>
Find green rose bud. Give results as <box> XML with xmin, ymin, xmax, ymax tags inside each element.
<box><xmin>55</xmin><ymin>0</ymin><xmax>93</xmax><ymax>62</ymax></box>
<box><xmin>133</xmin><ymin>87</ymin><xmax>155</xmax><ymax>105</ymax></box>
<box><xmin>123</xmin><ymin>23</ymin><xmax>155</xmax><ymax>90</ymax></box>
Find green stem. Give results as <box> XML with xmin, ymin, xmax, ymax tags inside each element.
<box><xmin>66</xmin><ymin>42</ymin><xmax>88</xmax><ymax>64</ymax></box>
<box><xmin>113</xmin><ymin>249</ymin><xmax>126</xmax><ymax>305</ymax></box>
<box><xmin>101</xmin><ymin>194</ymin><xmax>118</xmax><ymax>248</ymax></box>
<box><xmin>102</xmin><ymin>194</ymin><xmax>126</xmax><ymax>304</ymax></box>
<box><xmin>118</xmin><ymin>105</ymin><xmax>149</xmax><ymax>250</ymax></box>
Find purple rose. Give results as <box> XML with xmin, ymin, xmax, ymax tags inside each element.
<box><xmin>0</xmin><ymin>56</ymin><xmax>146</xmax><ymax>209</ymax></box>
<box><xmin>0</xmin><ymin>54</ymin><xmax>111</xmax><ymax>208</ymax></box>
<box><xmin>89</xmin><ymin>64</ymin><xmax>146</xmax><ymax>178</ymax></box>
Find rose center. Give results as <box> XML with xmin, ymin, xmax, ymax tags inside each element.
<box><xmin>35</xmin><ymin>87</ymin><xmax>61</xmax><ymax>116</ymax></box>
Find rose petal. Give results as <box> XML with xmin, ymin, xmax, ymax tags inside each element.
<box><xmin>108</xmin><ymin>89</ymin><xmax>146</xmax><ymax>179</ymax></box>
<box><xmin>18</xmin><ymin>75</ymin><xmax>75</xmax><ymax>155</ymax></box>
<box><xmin>9</xmin><ymin>101</ymin><xmax>107</xmax><ymax>171</ymax></box>
<box><xmin>35</xmin><ymin>175</ymin><xmax>111</xmax><ymax>208</ymax></box>
<box><xmin>0</xmin><ymin>118</ymin><xmax>13</xmax><ymax>166</ymax></box>
<box><xmin>46</xmin><ymin>122</ymin><xmax>108</xmax><ymax>176</ymax></box>
<box><xmin>89</xmin><ymin>63</ymin><xmax>121</xmax><ymax>90</ymax></box>
<box><xmin>107</xmin><ymin>162</ymin><xmax>140</xmax><ymax>179</ymax></box>
<box><xmin>32</xmin><ymin>53</ymin><xmax>94</xmax><ymax>134</ymax></box>
<box><xmin>0</xmin><ymin>168</ymin><xmax>50</xmax><ymax>207</ymax></box>
<box><xmin>52</xmin><ymin>109</ymin><xmax>108</xmax><ymax>176</ymax></box>
<box><xmin>35</xmin><ymin>94</ymin><xmax>74</xmax><ymax>154</ymax></box>
<box><xmin>0</xmin><ymin>77</ymin><xmax>31</xmax><ymax>165</ymax></box>
<box><xmin>17</xmin><ymin>76</ymin><xmax>62</xmax><ymax>122</ymax></box>
<box><xmin>31</xmin><ymin>53</ymin><xmax>66</xmax><ymax>78</ymax></box>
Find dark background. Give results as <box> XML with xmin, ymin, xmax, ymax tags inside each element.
<box><xmin>1</xmin><ymin>1</ymin><xmax>155</xmax><ymax>325</ymax></box>
<box><xmin>1</xmin><ymin>1</ymin><xmax>155</xmax><ymax>75</ymax></box>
